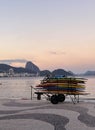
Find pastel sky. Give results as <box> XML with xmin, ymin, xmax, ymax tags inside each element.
<box><xmin>0</xmin><ymin>0</ymin><xmax>95</xmax><ymax>73</ymax></box>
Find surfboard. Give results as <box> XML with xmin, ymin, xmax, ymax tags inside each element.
<box><xmin>36</xmin><ymin>90</ymin><xmax>88</xmax><ymax>95</ymax></box>
<box><xmin>36</xmin><ymin>83</ymin><xmax>85</xmax><ymax>88</ymax></box>
<box><xmin>36</xmin><ymin>76</ymin><xmax>87</xmax><ymax>95</ymax></box>
<box><xmin>41</xmin><ymin>77</ymin><xmax>86</xmax><ymax>84</ymax></box>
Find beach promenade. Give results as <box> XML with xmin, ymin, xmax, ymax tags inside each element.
<box><xmin>0</xmin><ymin>99</ymin><xmax>95</xmax><ymax>130</ymax></box>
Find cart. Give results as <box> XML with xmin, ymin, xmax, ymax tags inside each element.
<box><xmin>35</xmin><ymin>76</ymin><xmax>88</xmax><ymax>104</ymax></box>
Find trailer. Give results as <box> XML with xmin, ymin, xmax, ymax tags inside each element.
<box><xmin>35</xmin><ymin>76</ymin><xmax>88</xmax><ymax>104</ymax></box>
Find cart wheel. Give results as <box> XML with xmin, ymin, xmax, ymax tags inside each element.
<box><xmin>50</xmin><ymin>95</ymin><xmax>59</xmax><ymax>104</ymax></box>
<box><xmin>58</xmin><ymin>94</ymin><xmax>65</xmax><ymax>102</ymax></box>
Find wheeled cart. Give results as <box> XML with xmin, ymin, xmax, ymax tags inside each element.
<box><xmin>35</xmin><ymin>76</ymin><xmax>88</xmax><ymax>104</ymax></box>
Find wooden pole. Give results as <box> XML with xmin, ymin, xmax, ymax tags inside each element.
<box><xmin>30</xmin><ymin>86</ymin><xmax>33</xmax><ymax>100</ymax></box>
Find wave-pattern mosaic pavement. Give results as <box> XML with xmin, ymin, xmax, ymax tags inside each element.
<box><xmin>0</xmin><ymin>99</ymin><xmax>95</xmax><ymax>130</ymax></box>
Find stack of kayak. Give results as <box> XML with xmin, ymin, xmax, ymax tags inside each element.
<box><xmin>36</xmin><ymin>76</ymin><xmax>87</xmax><ymax>95</ymax></box>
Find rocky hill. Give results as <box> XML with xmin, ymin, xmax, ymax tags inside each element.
<box><xmin>40</xmin><ymin>69</ymin><xmax>74</xmax><ymax>76</ymax></box>
<box><xmin>0</xmin><ymin>61</ymin><xmax>40</xmax><ymax>74</ymax></box>
<box><xmin>83</xmin><ymin>71</ymin><xmax>95</xmax><ymax>76</ymax></box>
<box><xmin>0</xmin><ymin>62</ymin><xmax>74</xmax><ymax>76</ymax></box>
<box><xmin>52</xmin><ymin>69</ymin><xmax>74</xmax><ymax>76</ymax></box>
<box><xmin>40</xmin><ymin>70</ymin><xmax>52</xmax><ymax>76</ymax></box>
<box><xmin>0</xmin><ymin>64</ymin><xmax>27</xmax><ymax>73</ymax></box>
<box><xmin>25</xmin><ymin>61</ymin><xmax>40</xmax><ymax>73</ymax></box>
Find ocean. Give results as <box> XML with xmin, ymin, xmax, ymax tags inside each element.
<box><xmin>0</xmin><ymin>76</ymin><xmax>95</xmax><ymax>99</ymax></box>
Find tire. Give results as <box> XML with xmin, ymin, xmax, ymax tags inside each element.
<box><xmin>58</xmin><ymin>94</ymin><xmax>65</xmax><ymax>102</ymax></box>
<box><xmin>50</xmin><ymin>95</ymin><xmax>59</xmax><ymax>104</ymax></box>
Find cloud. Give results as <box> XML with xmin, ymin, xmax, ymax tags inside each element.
<box><xmin>49</xmin><ymin>51</ymin><xmax>66</xmax><ymax>55</ymax></box>
<box><xmin>49</xmin><ymin>51</ymin><xmax>57</xmax><ymax>55</ymax></box>
<box><xmin>0</xmin><ymin>59</ymin><xmax>27</xmax><ymax>64</ymax></box>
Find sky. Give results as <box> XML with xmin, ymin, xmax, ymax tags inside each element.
<box><xmin>0</xmin><ymin>0</ymin><xmax>95</xmax><ymax>73</ymax></box>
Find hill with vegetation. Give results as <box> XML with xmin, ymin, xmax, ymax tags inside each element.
<box><xmin>0</xmin><ymin>62</ymin><xmax>74</xmax><ymax>76</ymax></box>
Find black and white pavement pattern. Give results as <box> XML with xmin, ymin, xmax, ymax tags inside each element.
<box><xmin>0</xmin><ymin>99</ymin><xmax>95</xmax><ymax>130</ymax></box>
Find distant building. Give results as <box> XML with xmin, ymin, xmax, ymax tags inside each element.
<box><xmin>0</xmin><ymin>73</ymin><xmax>4</xmax><ymax>77</ymax></box>
<box><xmin>9</xmin><ymin>68</ymin><xmax>14</xmax><ymax>76</ymax></box>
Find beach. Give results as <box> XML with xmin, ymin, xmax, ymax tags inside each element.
<box><xmin>0</xmin><ymin>98</ymin><xmax>95</xmax><ymax>130</ymax></box>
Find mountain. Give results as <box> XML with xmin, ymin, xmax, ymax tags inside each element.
<box><xmin>39</xmin><ymin>69</ymin><xmax>74</xmax><ymax>77</ymax></box>
<box><xmin>83</xmin><ymin>71</ymin><xmax>95</xmax><ymax>76</ymax></box>
<box><xmin>52</xmin><ymin>69</ymin><xmax>74</xmax><ymax>76</ymax></box>
<box><xmin>25</xmin><ymin>61</ymin><xmax>40</xmax><ymax>73</ymax></box>
<box><xmin>1</xmin><ymin>62</ymin><xmax>95</xmax><ymax>77</ymax></box>
<box><xmin>0</xmin><ymin>62</ymin><xmax>74</xmax><ymax>76</ymax></box>
<box><xmin>0</xmin><ymin>64</ymin><xmax>12</xmax><ymax>73</ymax></box>
<box><xmin>40</xmin><ymin>70</ymin><xmax>52</xmax><ymax>76</ymax></box>
<box><xmin>0</xmin><ymin>64</ymin><xmax>28</xmax><ymax>73</ymax></box>
<box><xmin>0</xmin><ymin>62</ymin><xmax>40</xmax><ymax>74</ymax></box>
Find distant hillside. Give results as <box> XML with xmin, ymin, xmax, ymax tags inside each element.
<box><xmin>40</xmin><ymin>70</ymin><xmax>52</xmax><ymax>76</ymax></box>
<box><xmin>25</xmin><ymin>61</ymin><xmax>40</xmax><ymax>73</ymax></box>
<box><xmin>0</xmin><ymin>64</ymin><xmax>11</xmax><ymax>72</ymax></box>
<box><xmin>0</xmin><ymin>63</ymin><xmax>74</xmax><ymax>76</ymax></box>
<box><xmin>0</xmin><ymin>62</ymin><xmax>40</xmax><ymax>74</ymax></box>
<box><xmin>52</xmin><ymin>69</ymin><xmax>74</xmax><ymax>76</ymax></box>
<box><xmin>83</xmin><ymin>71</ymin><xmax>95</xmax><ymax>76</ymax></box>
<box><xmin>39</xmin><ymin>69</ymin><xmax>74</xmax><ymax>77</ymax></box>
<box><xmin>0</xmin><ymin>64</ymin><xmax>27</xmax><ymax>73</ymax></box>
